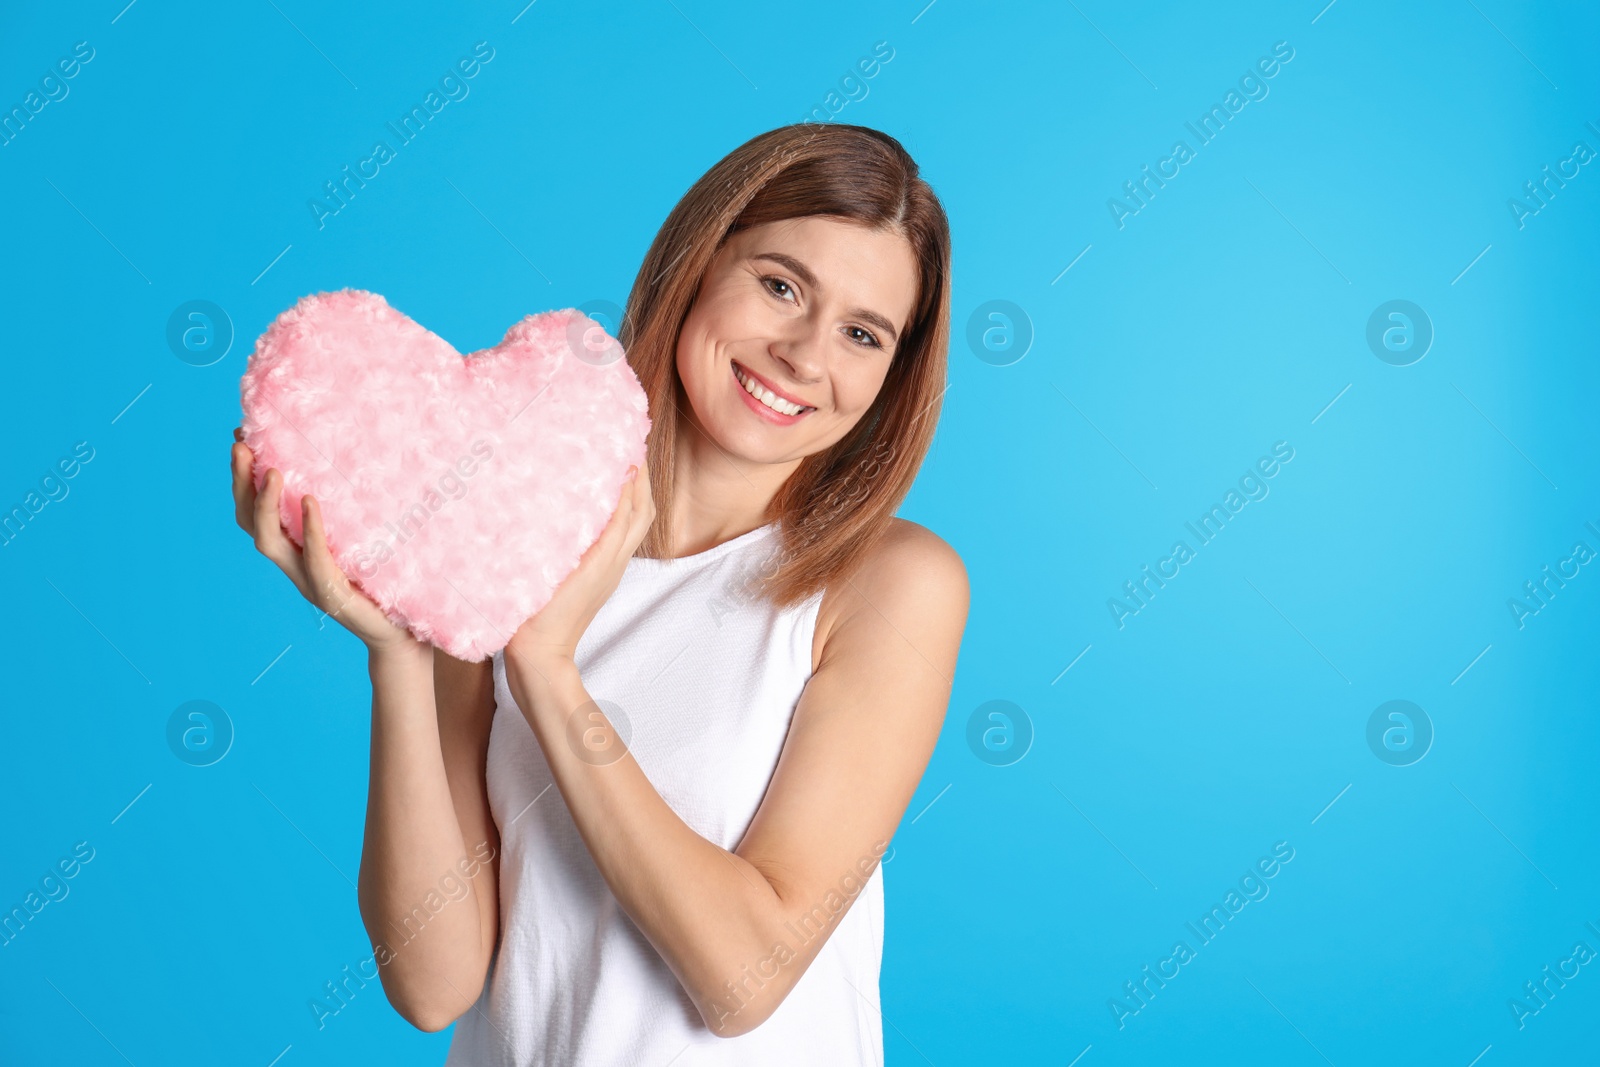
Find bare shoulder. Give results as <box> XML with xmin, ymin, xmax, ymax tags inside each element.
<box><xmin>812</xmin><ymin>518</ymin><xmax>970</xmax><ymax>672</ymax></box>
<box><xmin>854</xmin><ymin>518</ymin><xmax>968</xmax><ymax>601</ymax></box>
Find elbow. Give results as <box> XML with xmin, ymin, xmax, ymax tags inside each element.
<box><xmin>690</xmin><ymin>956</ymin><xmax>795</xmax><ymax>1038</ymax></box>
<box><xmin>698</xmin><ymin>999</ymin><xmax>780</xmax><ymax>1039</ymax></box>
<box><xmin>687</xmin><ymin>893</ymin><xmax>821</xmax><ymax>1037</ymax></box>
<box><xmin>409</xmin><ymin>1012</ymin><xmax>456</xmax><ymax>1035</ymax></box>
<box><xmin>394</xmin><ymin>993</ymin><xmax>465</xmax><ymax>1034</ymax></box>
<box><xmin>379</xmin><ymin>966</ymin><xmax>484</xmax><ymax>1034</ymax></box>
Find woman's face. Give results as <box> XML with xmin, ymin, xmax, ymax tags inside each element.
<box><xmin>675</xmin><ymin>215</ymin><xmax>920</xmax><ymax>466</ymax></box>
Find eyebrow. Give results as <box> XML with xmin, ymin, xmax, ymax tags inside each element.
<box><xmin>751</xmin><ymin>251</ymin><xmax>901</xmax><ymax>345</ymax></box>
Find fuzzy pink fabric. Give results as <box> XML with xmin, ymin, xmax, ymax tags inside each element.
<box><xmin>239</xmin><ymin>289</ymin><xmax>650</xmax><ymax>661</ymax></box>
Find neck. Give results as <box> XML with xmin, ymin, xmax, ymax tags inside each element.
<box><xmin>667</xmin><ymin>414</ymin><xmax>802</xmax><ymax>558</ymax></box>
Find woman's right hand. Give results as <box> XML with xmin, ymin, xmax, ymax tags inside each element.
<box><xmin>231</xmin><ymin>427</ymin><xmax>416</xmax><ymax>654</ymax></box>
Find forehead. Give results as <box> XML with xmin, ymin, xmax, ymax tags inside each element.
<box><xmin>723</xmin><ymin>216</ymin><xmax>919</xmax><ymax>326</ymax></box>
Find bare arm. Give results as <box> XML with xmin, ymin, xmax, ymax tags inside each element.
<box><xmin>230</xmin><ymin>435</ymin><xmax>499</xmax><ymax>1032</ymax></box>
<box><xmin>357</xmin><ymin>644</ymin><xmax>500</xmax><ymax>1032</ymax></box>
<box><xmin>503</xmin><ymin>501</ymin><xmax>969</xmax><ymax>1036</ymax></box>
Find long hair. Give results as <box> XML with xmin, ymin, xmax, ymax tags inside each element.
<box><xmin>619</xmin><ymin>123</ymin><xmax>952</xmax><ymax>609</ymax></box>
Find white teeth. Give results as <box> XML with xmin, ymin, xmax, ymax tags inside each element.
<box><xmin>734</xmin><ymin>364</ymin><xmax>808</xmax><ymax>416</ymax></box>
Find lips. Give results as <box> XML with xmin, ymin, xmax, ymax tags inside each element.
<box><xmin>731</xmin><ymin>360</ymin><xmax>815</xmax><ymax>422</ymax></box>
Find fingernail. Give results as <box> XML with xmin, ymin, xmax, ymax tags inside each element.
<box><xmin>626</xmin><ymin>465</ymin><xmax>638</xmax><ymax>479</ymax></box>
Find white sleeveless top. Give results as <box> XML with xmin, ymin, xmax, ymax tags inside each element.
<box><xmin>444</xmin><ymin>521</ymin><xmax>886</xmax><ymax>1066</ymax></box>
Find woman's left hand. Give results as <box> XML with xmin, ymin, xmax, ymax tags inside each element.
<box><xmin>505</xmin><ymin>459</ymin><xmax>655</xmax><ymax>671</ymax></box>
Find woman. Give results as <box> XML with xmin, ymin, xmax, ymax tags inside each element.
<box><xmin>231</xmin><ymin>122</ymin><xmax>968</xmax><ymax>1064</ymax></box>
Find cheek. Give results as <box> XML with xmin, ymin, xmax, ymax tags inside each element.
<box><xmin>674</xmin><ymin>317</ymin><xmax>714</xmax><ymax>395</ymax></box>
<box><xmin>677</xmin><ymin>296</ymin><xmax>761</xmax><ymax>402</ymax></box>
<box><xmin>831</xmin><ymin>358</ymin><xmax>891</xmax><ymax>415</ymax></box>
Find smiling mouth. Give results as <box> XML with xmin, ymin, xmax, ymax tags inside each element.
<box><xmin>731</xmin><ymin>361</ymin><xmax>815</xmax><ymax>418</ymax></box>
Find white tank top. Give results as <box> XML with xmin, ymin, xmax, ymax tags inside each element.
<box><xmin>445</xmin><ymin>520</ymin><xmax>886</xmax><ymax>1066</ymax></box>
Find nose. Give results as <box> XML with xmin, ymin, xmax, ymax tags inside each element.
<box><xmin>769</xmin><ymin>317</ymin><xmax>826</xmax><ymax>386</ymax></box>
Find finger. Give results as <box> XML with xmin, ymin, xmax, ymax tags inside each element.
<box><xmin>233</xmin><ymin>426</ymin><xmax>244</xmax><ymax>443</ymax></box>
<box><xmin>253</xmin><ymin>469</ymin><xmax>310</xmax><ymax>593</ymax></box>
<box><xmin>627</xmin><ymin>459</ymin><xmax>655</xmax><ymax>544</ymax></box>
<box><xmin>232</xmin><ymin>442</ymin><xmax>257</xmax><ymax>533</ymax></box>
<box><xmin>609</xmin><ymin>467</ymin><xmax>638</xmax><ymax>531</ymax></box>
<box><xmin>584</xmin><ymin>469</ymin><xmax>635</xmax><ymax>563</ymax></box>
<box><xmin>629</xmin><ymin>459</ymin><xmax>645</xmax><ymax>505</ymax></box>
<box><xmin>299</xmin><ymin>495</ymin><xmax>337</xmax><ymax>589</ymax></box>
<box><xmin>252</xmin><ymin>469</ymin><xmax>295</xmax><ymax>560</ymax></box>
<box><xmin>300</xmin><ymin>495</ymin><xmax>359</xmax><ymax>618</ymax></box>
<box><xmin>605</xmin><ymin>477</ymin><xmax>635</xmax><ymax>545</ymax></box>
<box><xmin>627</xmin><ymin>457</ymin><xmax>646</xmax><ymax>511</ymax></box>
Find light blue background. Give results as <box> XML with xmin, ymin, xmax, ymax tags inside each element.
<box><xmin>2</xmin><ymin>1</ymin><xmax>1597</xmax><ymax>1064</ymax></box>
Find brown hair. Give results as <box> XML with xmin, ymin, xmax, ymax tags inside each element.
<box><xmin>619</xmin><ymin>123</ymin><xmax>952</xmax><ymax>609</ymax></box>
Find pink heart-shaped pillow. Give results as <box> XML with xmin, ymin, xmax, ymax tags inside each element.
<box><xmin>239</xmin><ymin>289</ymin><xmax>650</xmax><ymax>662</ymax></box>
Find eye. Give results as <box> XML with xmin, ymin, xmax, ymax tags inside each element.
<box><xmin>761</xmin><ymin>275</ymin><xmax>797</xmax><ymax>302</ymax></box>
<box><xmin>845</xmin><ymin>325</ymin><xmax>883</xmax><ymax>349</ymax></box>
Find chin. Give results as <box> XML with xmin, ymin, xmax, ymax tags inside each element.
<box><xmin>716</xmin><ymin>424</ymin><xmax>807</xmax><ymax>465</ymax></box>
